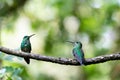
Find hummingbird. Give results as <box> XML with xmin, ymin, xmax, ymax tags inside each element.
<box><xmin>20</xmin><ymin>34</ymin><xmax>35</xmax><ymax>64</ymax></box>
<box><xmin>67</xmin><ymin>41</ymin><xmax>85</xmax><ymax>65</ymax></box>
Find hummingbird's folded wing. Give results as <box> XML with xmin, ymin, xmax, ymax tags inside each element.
<box><xmin>73</xmin><ymin>49</ymin><xmax>85</xmax><ymax>65</ymax></box>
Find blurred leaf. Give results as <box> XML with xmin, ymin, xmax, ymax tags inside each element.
<box><xmin>31</xmin><ymin>19</ymin><xmax>42</xmax><ymax>31</ymax></box>
<box><xmin>95</xmin><ymin>48</ymin><xmax>109</xmax><ymax>56</ymax></box>
<box><xmin>37</xmin><ymin>73</ymin><xmax>55</xmax><ymax>80</ymax></box>
<box><xmin>0</xmin><ymin>0</ymin><xmax>27</xmax><ymax>17</ymax></box>
<box><xmin>0</xmin><ymin>52</ymin><xmax>5</xmax><ymax>59</ymax></box>
<box><xmin>4</xmin><ymin>55</ymin><xmax>14</xmax><ymax>61</ymax></box>
<box><xmin>4</xmin><ymin>66</ymin><xmax>14</xmax><ymax>73</ymax></box>
<box><xmin>13</xmin><ymin>68</ymin><xmax>23</xmax><ymax>76</ymax></box>
<box><xmin>12</xmin><ymin>75</ymin><xmax>22</xmax><ymax>80</ymax></box>
<box><xmin>6</xmin><ymin>75</ymin><xmax>12</xmax><ymax>80</ymax></box>
<box><xmin>0</xmin><ymin>68</ymin><xmax>6</xmax><ymax>78</ymax></box>
<box><xmin>2</xmin><ymin>66</ymin><xmax>23</xmax><ymax>80</ymax></box>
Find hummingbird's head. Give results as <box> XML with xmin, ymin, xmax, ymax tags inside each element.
<box><xmin>23</xmin><ymin>36</ymin><xmax>29</xmax><ymax>40</ymax></box>
<box><xmin>66</xmin><ymin>41</ymin><xmax>82</xmax><ymax>48</ymax></box>
<box><xmin>23</xmin><ymin>34</ymin><xmax>35</xmax><ymax>40</ymax></box>
<box><xmin>74</xmin><ymin>41</ymin><xmax>82</xmax><ymax>48</ymax></box>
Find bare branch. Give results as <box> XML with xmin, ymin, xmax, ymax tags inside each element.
<box><xmin>0</xmin><ymin>46</ymin><xmax>120</xmax><ymax>66</ymax></box>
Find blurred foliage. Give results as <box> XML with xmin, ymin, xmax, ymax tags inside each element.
<box><xmin>0</xmin><ymin>66</ymin><xmax>23</xmax><ymax>80</ymax></box>
<box><xmin>0</xmin><ymin>0</ymin><xmax>27</xmax><ymax>17</ymax></box>
<box><xmin>0</xmin><ymin>0</ymin><xmax>120</xmax><ymax>80</ymax></box>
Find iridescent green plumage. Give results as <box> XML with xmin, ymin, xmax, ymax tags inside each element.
<box><xmin>20</xmin><ymin>34</ymin><xmax>35</xmax><ymax>64</ymax></box>
<box><xmin>67</xmin><ymin>41</ymin><xmax>85</xmax><ymax>65</ymax></box>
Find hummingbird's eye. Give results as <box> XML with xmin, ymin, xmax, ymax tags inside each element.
<box><xmin>76</xmin><ymin>42</ymin><xmax>79</xmax><ymax>43</ymax></box>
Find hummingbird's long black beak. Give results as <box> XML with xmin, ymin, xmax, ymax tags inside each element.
<box><xmin>66</xmin><ymin>41</ymin><xmax>74</xmax><ymax>44</ymax></box>
<box><xmin>29</xmin><ymin>34</ymin><xmax>35</xmax><ymax>37</ymax></box>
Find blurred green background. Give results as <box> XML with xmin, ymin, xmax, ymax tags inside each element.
<box><xmin>0</xmin><ymin>0</ymin><xmax>120</xmax><ymax>80</ymax></box>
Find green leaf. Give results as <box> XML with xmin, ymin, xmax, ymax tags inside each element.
<box><xmin>4</xmin><ymin>55</ymin><xmax>14</xmax><ymax>61</ymax></box>
<box><xmin>6</xmin><ymin>75</ymin><xmax>12</xmax><ymax>80</ymax></box>
<box><xmin>12</xmin><ymin>75</ymin><xmax>22</xmax><ymax>80</ymax></box>
<box><xmin>4</xmin><ymin>66</ymin><xmax>14</xmax><ymax>73</ymax></box>
<box><xmin>13</xmin><ymin>68</ymin><xmax>23</xmax><ymax>76</ymax></box>
<box><xmin>0</xmin><ymin>68</ymin><xmax>6</xmax><ymax>78</ymax></box>
<box><xmin>0</xmin><ymin>52</ymin><xmax>5</xmax><ymax>59</ymax></box>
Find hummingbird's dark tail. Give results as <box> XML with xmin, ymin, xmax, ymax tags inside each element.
<box><xmin>77</xmin><ymin>58</ymin><xmax>85</xmax><ymax>66</ymax></box>
<box><xmin>81</xmin><ymin>57</ymin><xmax>85</xmax><ymax>65</ymax></box>
<box><xmin>24</xmin><ymin>57</ymin><xmax>30</xmax><ymax>64</ymax></box>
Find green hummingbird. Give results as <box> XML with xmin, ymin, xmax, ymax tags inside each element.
<box><xmin>67</xmin><ymin>41</ymin><xmax>85</xmax><ymax>65</ymax></box>
<box><xmin>21</xmin><ymin>34</ymin><xmax>35</xmax><ymax>64</ymax></box>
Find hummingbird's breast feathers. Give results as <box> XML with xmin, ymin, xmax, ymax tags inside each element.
<box><xmin>21</xmin><ymin>38</ymin><xmax>31</xmax><ymax>53</ymax></box>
